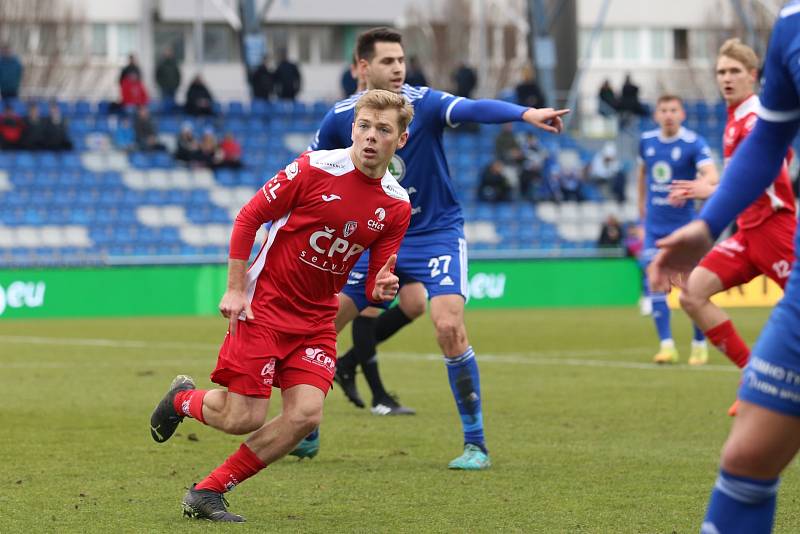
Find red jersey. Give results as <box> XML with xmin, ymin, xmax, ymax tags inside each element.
<box><xmin>723</xmin><ymin>94</ymin><xmax>795</xmax><ymax>229</ymax></box>
<box><xmin>229</xmin><ymin>148</ymin><xmax>411</xmax><ymax>334</ymax></box>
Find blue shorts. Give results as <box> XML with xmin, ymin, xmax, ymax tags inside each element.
<box><xmin>640</xmin><ymin>229</ymin><xmax>672</xmax><ymax>269</ymax></box>
<box><xmin>343</xmin><ymin>230</ymin><xmax>469</xmax><ymax>311</ymax></box>
<box><xmin>739</xmin><ymin>270</ymin><xmax>800</xmax><ymax>416</ymax></box>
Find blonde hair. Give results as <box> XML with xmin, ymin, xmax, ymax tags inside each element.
<box><xmin>718</xmin><ymin>38</ymin><xmax>759</xmax><ymax>72</ymax></box>
<box><xmin>354</xmin><ymin>89</ymin><xmax>414</xmax><ymax>132</ymax></box>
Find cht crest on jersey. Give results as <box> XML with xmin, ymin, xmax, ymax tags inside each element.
<box><xmin>344</xmin><ymin>220</ymin><xmax>358</xmax><ymax>237</ymax></box>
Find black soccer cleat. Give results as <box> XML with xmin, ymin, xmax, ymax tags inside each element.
<box><xmin>334</xmin><ymin>368</ymin><xmax>365</xmax><ymax>409</ymax></box>
<box><xmin>370</xmin><ymin>393</ymin><xmax>416</xmax><ymax>416</ymax></box>
<box><xmin>150</xmin><ymin>374</ymin><xmax>195</xmax><ymax>443</ymax></box>
<box><xmin>182</xmin><ymin>484</ymin><xmax>245</xmax><ymax>522</ymax></box>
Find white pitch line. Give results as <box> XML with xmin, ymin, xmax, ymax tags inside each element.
<box><xmin>0</xmin><ymin>334</ymin><xmax>739</xmax><ymax>373</ymax></box>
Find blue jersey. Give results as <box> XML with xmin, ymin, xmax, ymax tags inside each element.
<box><xmin>310</xmin><ymin>85</ymin><xmax>463</xmax><ymax>237</ymax></box>
<box><xmin>639</xmin><ymin>127</ymin><xmax>713</xmax><ymax>236</ymax></box>
<box><xmin>757</xmin><ymin>2</ymin><xmax>800</xmax><ymax>124</ymax></box>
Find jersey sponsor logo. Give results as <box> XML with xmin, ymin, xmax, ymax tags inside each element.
<box><xmin>388</xmin><ymin>154</ymin><xmax>406</xmax><ymax>182</ymax></box>
<box><xmin>261</xmin><ymin>358</ymin><xmax>276</xmax><ymax>386</ymax></box>
<box><xmin>671</xmin><ymin>147</ymin><xmax>681</xmax><ymax>161</ymax></box>
<box><xmin>651</xmin><ymin>161</ymin><xmax>672</xmax><ymax>184</ymax></box>
<box><xmin>322</xmin><ymin>194</ymin><xmax>341</xmax><ymax>202</ymax></box>
<box><xmin>300</xmin><ymin>225</ymin><xmax>365</xmax><ymax>274</ymax></box>
<box><xmin>344</xmin><ymin>220</ymin><xmax>357</xmax><ymax>237</ymax></box>
<box><xmin>439</xmin><ymin>275</ymin><xmax>454</xmax><ymax>286</ymax></box>
<box><xmin>646</xmin><ymin>147</ymin><xmax>656</xmax><ymax>157</ymax></box>
<box><xmin>374</xmin><ymin>207</ymin><xmax>386</xmax><ymax>221</ymax></box>
<box><xmin>0</xmin><ymin>281</ymin><xmax>46</xmax><ymax>316</ymax></box>
<box><xmin>285</xmin><ymin>161</ymin><xmax>299</xmax><ymax>180</ymax></box>
<box><xmin>368</xmin><ymin>208</ymin><xmax>386</xmax><ymax>232</ymax></box>
<box><xmin>302</xmin><ymin>347</ymin><xmax>335</xmax><ymax>374</ymax></box>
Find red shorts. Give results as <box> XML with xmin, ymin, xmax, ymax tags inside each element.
<box><xmin>699</xmin><ymin>212</ymin><xmax>796</xmax><ymax>290</ymax></box>
<box><xmin>210</xmin><ymin>319</ymin><xmax>337</xmax><ymax>399</ymax></box>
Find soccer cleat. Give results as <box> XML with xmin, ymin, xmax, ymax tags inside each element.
<box><xmin>150</xmin><ymin>374</ymin><xmax>196</xmax><ymax>443</ymax></box>
<box><xmin>652</xmin><ymin>346</ymin><xmax>679</xmax><ymax>364</ymax></box>
<box><xmin>448</xmin><ymin>443</ymin><xmax>491</xmax><ymax>470</ymax></box>
<box><xmin>334</xmin><ymin>367</ymin><xmax>365</xmax><ymax>409</ymax></box>
<box><xmin>370</xmin><ymin>394</ymin><xmax>416</xmax><ymax>416</ymax></box>
<box><xmin>182</xmin><ymin>484</ymin><xmax>245</xmax><ymax>522</ymax></box>
<box><xmin>728</xmin><ymin>399</ymin><xmax>740</xmax><ymax>417</ymax></box>
<box><xmin>288</xmin><ymin>433</ymin><xmax>320</xmax><ymax>459</ymax></box>
<box><xmin>688</xmin><ymin>344</ymin><xmax>709</xmax><ymax>366</ymax></box>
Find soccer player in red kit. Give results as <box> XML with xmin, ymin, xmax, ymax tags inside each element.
<box><xmin>148</xmin><ymin>89</ymin><xmax>412</xmax><ymax>522</ymax></box>
<box><xmin>668</xmin><ymin>39</ymin><xmax>796</xmax><ymax>414</ymax></box>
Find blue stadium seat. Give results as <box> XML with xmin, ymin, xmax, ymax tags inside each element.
<box><xmin>72</xmin><ymin>100</ymin><xmax>93</xmax><ymax>116</ymax></box>
<box><xmin>227</xmin><ymin>101</ymin><xmax>246</xmax><ymax>116</ymax></box>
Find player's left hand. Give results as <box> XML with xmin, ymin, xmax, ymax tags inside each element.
<box><xmin>522</xmin><ymin>107</ymin><xmax>570</xmax><ymax>134</ymax></box>
<box><xmin>372</xmin><ymin>254</ymin><xmax>400</xmax><ymax>301</ymax></box>
<box><xmin>669</xmin><ymin>179</ymin><xmax>715</xmax><ymax>203</ymax></box>
<box><xmin>648</xmin><ymin>220</ymin><xmax>714</xmax><ymax>292</ymax></box>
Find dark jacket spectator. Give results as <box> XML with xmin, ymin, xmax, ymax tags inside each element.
<box><xmin>620</xmin><ymin>74</ymin><xmax>647</xmax><ymax>116</ymax></box>
<box><xmin>453</xmin><ymin>62</ymin><xmax>477</xmax><ymax>98</ymax></box>
<box><xmin>197</xmin><ymin>131</ymin><xmax>223</xmax><ymax>168</ymax></box>
<box><xmin>175</xmin><ymin>123</ymin><xmax>200</xmax><ymax>163</ymax></box>
<box><xmin>598</xmin><ymin>215</ymin><xmax>624</xmax><ymax>248</ymax></box>
<box><xmin>185</xmin><ymin>75</ymin><xmax>215</xmax><ymax>116</ymax></box>
<box><xmin>341</xmin><ymin>66</ymin><xmax>358</xmax><ymax>98</ymax></box>
<box><xmin>0</xmin><ymin>104</ymin><xmax>24</xmax><ymax>148</ymax></box>
<box><xmin>0</xmin><ymin>45</ymin><xmax>22</xmax><ymax>100</ymax></box>
<box><xmin>41</xmin><ymin>103</ymin><xmax>72</xmax><ymax>151</ymax></box>
<box><xmin>516</xmin><ymin>66</ymin><xmax>546</xmax><ymax>108</ymax></box>
<box><xmin>274</xmin><ymin>50</ymin><xmax>301</xmax><ymax>101</ymax></box>
<box><xmin>155</xmin><ymin>47</ymin><xmax>181</xmax><ymax>102</ymax></box>
<box><xmin>218</xmin><ymin>133</ymin><xmax>243</xmax><ymax>168</ymax></box>
<box><xmin>520</xmin><ymin>132</ymin><xmax>547</xmax><ymax>199</ymax></box>
<box><xmin>119</xmin><ymin>54</ymin><xmax>141</xmax><ymax>85</ymax></box>
<box><xmin>134</xmin><ymin>106</ymin><xmax>165</xmax><ymax>151</ymax></box>
<box><xmin>494</xmin><ymin>123</ymin><xmax>523</xmax><ymax>165</ymax></box>
<box><xmin>478</xmin><ymin>160</ymin><xmax>513</xmax><ymax>203</ymax></box>
<box><xmin>120</xmin><ymin>72</ymin><xmax>149</xmax><ymax>107</ymax></box>
<box><xmin>405</xmin><ymin>56</ymin><xmax>428</xmax><ymax>87</ymax></box>
<box><xmin>250</xmin><ymin>57</ymin><xmax>274</xmax><ymax>101</ymax></box>
<box><xmin>21</xmin><ymin>103</ymin><xmax>46</xmax><ymax>150</ymax></box>
<box><xmin>598</xmin><ymin>79</ymin><xmax>617</xmax><ymax>117</ymax></box>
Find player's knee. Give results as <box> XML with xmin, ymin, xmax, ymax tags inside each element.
<box><xmin>433</xmin><ymin>315</ymin><xmax>462</xmax><ymax>342</ymax></box>
<box><xmin>721</xmin><ymin>439</ymin><xmax>779</xmax><ymax>478</ymax></box>
<box><xmin>400</xmin><ymin>297</ymin><xmax>426</xmax><ymax>319</ymax></box>
<box><xmin>678</xmin><ymin>289</ymin><xmax>703</xmax><ymax>313</ymax></box>
<box><xmin>286</xmin><ymin>405</ymin><xmax>323</xmax><ymax>437</ymax></box>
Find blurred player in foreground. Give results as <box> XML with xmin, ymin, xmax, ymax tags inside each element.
<box><xmin>650</xmin><ymin>3</ymin><xmax>800</xmax><ymax>531</ymax></box>
<box><xmin>148</xmin><ymin>89</ymin><xmax>412</xmax><ymax>522</ymax></box>
<box><xmin>637</xmin><ymin>95</ymin><xmax>718</xmax><ymax>364</ymax></box>
<box><xmin>668</xmin><ymin>39</ymin><xmax>795</xmax><ymax>416</ymax></box>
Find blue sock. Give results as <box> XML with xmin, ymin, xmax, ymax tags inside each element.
<box><xmin>445</xmin><ymin>347</ymin><xmax>486</xmax><ymax>453</ymax></box>
<box><xmin>693</xmin><ymin>322</ymin><xmax>706</xmax><ymax>342</ymax></box>
<box><xmin>305</xmin><ymin>427</ymin><xmax>319</xmax><ymax>441</ymax></box>
<box><xmin>702</xmin><ymin>469</ymin><xmax>779</xmax><ymax>534</ymax></box>
<box><xmin>650</xmin><ymin>293</ymin><xmax>672</xmax><ymax>341</ymax></box>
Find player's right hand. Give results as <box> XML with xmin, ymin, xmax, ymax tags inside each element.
<box><xmin>522</xmin><ymin>107</ymin><xmax>570</xmax><ymax>134</ymax></box>
<box><xmin>219</xmin><ymin>290</ymin><xmax>254</xmax><ymax>336</ymax></box>
<box><xmin>648</xmin><ymin>220</ymin><xmax>714</xmax><ymax>292</ymax></box>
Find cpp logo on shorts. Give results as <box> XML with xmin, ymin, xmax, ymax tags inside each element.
<box><xmin>261</xmin><ymin>357</ymin><xmax>277</xmax><ymax>385</ymax></box>
<box><xmin>302</xmin><ymin>347</ymin><xmax>335</xmax><ymax>375</ymax></box>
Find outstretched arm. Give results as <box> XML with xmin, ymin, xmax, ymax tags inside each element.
<box><xmin>448</xmin><ymin>98</ymin><xmax>569</xmax><ymax>134</ymax></box>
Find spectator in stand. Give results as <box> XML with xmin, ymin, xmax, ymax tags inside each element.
<box><xmin>113</xmin><ymin>116</ymin><xmax>136</xmax><ymax>150</ymax></box>
<box><xmin>155</xmin><ymin>46</ymin><xmax>181</xmax><ymax>112</ymax></box>
<box><xmin>598</xmin><ymin>214</ymin><xmax>624</xmax><ymax>248</ymax></box>
<box><xmin>250</xmin><ymin>55</ymin><xmax>274</xmax><ymax>101</ymax></box>
<box><xmin>520</xmin><ymin>132</ymin><xmax>547</xmax><ymax>200</ymax></box>
<box><xmin>197</xmin><ymin>129</ymin><xmax>223</xmax><ymax>168</ymax></box>
<box><xmin>589</xmin><ymin>142</ymin><xmax>626</xmax><ymax>202</ymax></box>
<box><xmin>119</xmin><ymin>54</ymin><xmax>142</xmax><ymax>85</ymax></box>
<box><xmin>555</xmin><ymin>164</ymin><xmax>585</xmax><ymax>202</ymax></box>
<box><xmin>494</xmin><ymin>123</ymin><xmax>523</xmax><ymax>192</ymax></box>
<box><xmin>619</xmin><ymin>73</ymin><xmax>647</xmax><ymax>125</ymax></box>
<box><xmin>516</xmin><ymin>65</ymin><xmax>546</xmax><ymax>108</ymax></box>
<box><xmin>274</xmin><ymin>49</ymin><xmax>301</xmax><ymax>101</ymax></box>
<box><xmin>0</xmin><ymin>44</ymin><xmax>23</xmax><ymax>101</ymax></box>
<box><xmin>218</xmin><ymin>132</ymin><xmax>243</xmax><ymax>168</ymax></box>
<box><xmin>405</xmin><ymin>56</ymin><xmax>428</xmax><ymax>87</ymax></box>
<box><xmin>478</xmin><ymin>160</ymin><xmax>513</xmax><ymax>203</ymax></box>
<box><xmin>185</xmin><ymin>74</ymin><xmax>215</xmax><ymax>116</ymax></box>
<box><xmin>134</xmin><ymin>106</ymin><xmax>166</xmax><ymax>151</ymax></box>
<box><xmin>598</xmin><ymin>79</ymin><xmax>618</xmax><ymax>117</ymax></box>
<box><xmin>120</xmin><ymin>71</ymin><xmax>149</xmax><ymax>108</ymax></box>
<box><xmin>452</xmin><ymin>62</ymin><xmax>477</xmax><ymax>98</ymax></box>
<box><xmin>21</xmin><ymin>102</ymin><xmax>45</xmax><ymax>150</ymax></box>
<box><xmin>42</xmin><ymin>102</ymin><xmax>72</xmax><ymax>151</ymax></box>
<box><xmin>0</xmin><ymin>102</ymin><xmax>24</xmax><ymax>148</ymax></box>
<box><xmin>340</xmin><ymin>54</ymin><xmax>358</xmax><ymax>98</ymax></box>
<box><xmin>175</xmin><ymin>122</ymin><xmax>200</xmax><ymax>164</ymax></box>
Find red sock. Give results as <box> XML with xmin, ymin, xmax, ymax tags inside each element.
<box><xmin>173</xmin><ymin>390</ymin><xmax>208</xmax><ymax>424</ymax></box>
<box><xmin>705</xmin><ymin>320</ymin><xmax>750</xmax><ymax>368</ymax></box>
<box><xmin>195</xmin><ymin>444</ymin><xmax>266</xmax><ymax>493</ymax></box>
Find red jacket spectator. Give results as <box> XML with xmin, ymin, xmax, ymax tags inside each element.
<box><xmin>0</xmin><ymin>104</ymin><xmax>24</xmax><ymax>148</ymax></box>
<box><xmin>220</xmin><ymin>133</ymin><xmax>242</xmax><ymax>162</ymax></box>
<box><xmin>121</xmin><ymin>72</ymin><xmax>149</xmax><ymax>107</ymax></box>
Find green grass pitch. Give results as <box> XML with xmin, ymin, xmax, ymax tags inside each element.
<box><xmin>2</xmin><ymin>306</ymin><xmax>799</xmax><ymax>533</ymax></box>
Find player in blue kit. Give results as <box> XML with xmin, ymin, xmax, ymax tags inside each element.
<box><xmin>650</xmin><ymin>2</ymin><xmax>800</xmax><ymax>531</ymax></box>
<box><xmin>295</xmin><ymin>27</ymin><xmax>568</xmax><ymax>469</ymax></box>
<box><xmin>637</xmin><ymin>94</ymin><xmax>718</xmax><ymax>364</ymax></box>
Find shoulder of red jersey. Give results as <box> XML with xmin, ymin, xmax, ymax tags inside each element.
<box><xmin>380</xmin><ymin>171</ymin><xmax>410</xmax><ymax>204</ymax></box>
<box><xmin>307</xmin><ymin>148</ymin><xmax>354</xmax><ymax>176</ymax></box>
<box><xmin>733</xmin><ymin>94</ymin><xmax>759</xmax><ymax>122</ymax></box>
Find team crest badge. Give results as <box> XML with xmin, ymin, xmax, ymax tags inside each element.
<box><xmin>344</xmin><ymin>220</ymin><xmax>357</xmax><ymax>237</ymax></box>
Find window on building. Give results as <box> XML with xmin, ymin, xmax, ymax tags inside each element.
<box><xmin>621</xmin><ymin>29</ymin><xmax>639</xmax><ymax>60</ymax></box>
<box><xmin>117</xmin><ymin>24</ymin><xmax>139</xmax><ymax>59</ymax></box>
<box><xmin>91</xmin><ymin>24</ymin><xmax>107</xmax><ymax>57</ymax></box>
<box><xmin>599</xmin><ymin>29</ymin><xmax>614</xmax><ymax>60</ymax></box>
<box><xmin>690</xmin><ymin>29</ymin><xmax>713</xmax><ymax>60</ymax></box>
<box><xmin>673</xmin><ymin>28</ymin><xmax>688</xmax><ymax>60</ymax></box>
<box><xmin>203</xmin><ymin>24</ymin><xmax>238</xmax><ymax>63</ymax></box>
<box><xmin>264</xmin><ymin>26</ymin><xmax>289</xmax><ymax>60</ymax></box>
<box><xmin>154</xmin><ymin>24</ymin><xmax>186</xmax><ymax>63</ymax></box>
<box><xmin>649</xmin><ymin>29</ymin><xmax>667</xmax><ymax>60</ymax></box>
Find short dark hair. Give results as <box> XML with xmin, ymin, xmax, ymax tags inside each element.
<box><xmin>356</xmin><ymin>27</ymin><xmax>403</xmax><ymax>62</ymax></box>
